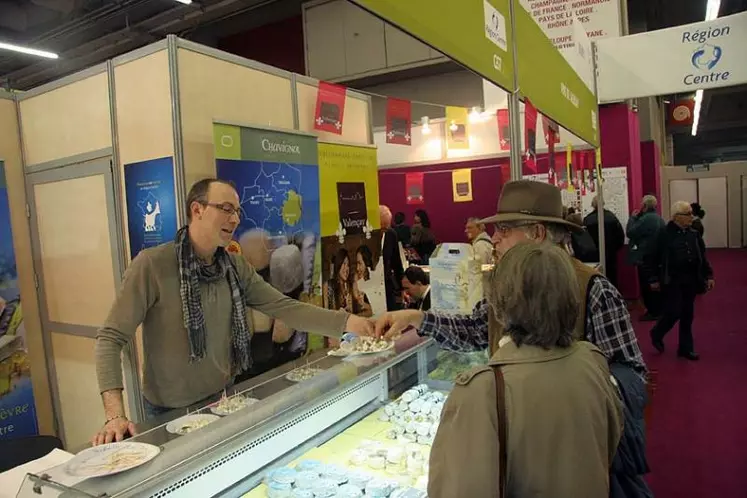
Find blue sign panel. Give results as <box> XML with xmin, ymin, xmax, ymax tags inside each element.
<box><xmin>124</xmin><ymin>157</ymin><xmax>178</xmax><ymax>260</ymax></box>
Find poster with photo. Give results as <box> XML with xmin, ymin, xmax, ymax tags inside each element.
<box><xmin>124</xmin><ymin>156</ymin><xmax>179</xmax><ymax>260</ymax></box>
<box><xmin>214</xmin><ymin>124</ymin><xmax>322</xmax><ymax>306</ymax></box>
<box><xmin>0</xmin><ymin>161</ymin><xmax>38</xmax><ymax>439</ymax></box>
<box><xmin>318</xmin><ymin>143</ymin><xmax>386</xmax><ymax>317</ymax></box>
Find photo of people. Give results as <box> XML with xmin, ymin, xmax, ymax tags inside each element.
<box><xmin>321</xmin><ymin>232</ymin><xmax>385</xmax><ymax>318</ymax></box>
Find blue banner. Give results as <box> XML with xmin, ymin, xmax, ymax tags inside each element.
<box><xmin>0</xmin><ymin>161</ymin><xmax>39</xmax><ymax>439</ymax></box>
<box><xmin>124</xmin><ymin>157</ymin><xmax>179</xmax><ymax>260</ymax></box>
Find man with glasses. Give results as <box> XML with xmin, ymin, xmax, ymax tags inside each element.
<box><xmin>93</xmin><ymin>179</ymin><xmax>373</xmax><ymax>445</ymax></box>
<box><xmin>646</xmin><ymin>200</ymin><xmax>714</xmax><ymax>361</ymax></box>
<box><xmin>373</xmin><ymin>180</ymin><xmax>646</xmax><ymax>379</ymax></box>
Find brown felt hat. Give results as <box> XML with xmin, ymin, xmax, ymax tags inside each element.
<box><xmin>478</xmin><ymin>180</ymin><xmax>583</xmax><ymax>232</ymax></box>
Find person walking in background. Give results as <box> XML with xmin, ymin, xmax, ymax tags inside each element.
<box><xmin>392</xmin><ymin>211</ymin><xmax>411</xmax><ymax>247</ymax></box>
<box><xmin>427</xmin><ymin>242</ymin><xmax>622</xmax><ymax>498</ymax></box>
<box><xmin>410</xmin><ymin>209</ymin><xmax>437</xmax><ymax>264</ymax></box>
<box><xmin>647</xmin><ymin>201</ymin><xmax>714</xmax><ymax>361</ymax></box>
<box><xmin>566</xmin><ymin>212</ymin><xmax>598</xmax><ymax>263</ymax></box>
<box><xmin>584</xmin><ymin>195</ymin><xmax>626</xmax><ymax>288</ymax></box>
<box><xmin>691</xmin><ymin>202</ymin><xmax>706</xmax><ymax>238</ymax></box>
<box><xmin>627</xmin><ymin>195</ymin><xmax>666</xmax><ymax>321</ymax></box>
<box><xmin>379</xmin><ymin>205</ymin><xmax>405</xmax><ymax>311</ymax></box>
<box><xmin>464</xmin><ymin>217</ymin><xmax>494</xmax><ymax>265</ymax></box>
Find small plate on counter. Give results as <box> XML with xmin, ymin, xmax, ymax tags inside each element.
<box><xmin>209</xmin><ymin>394</ymin><xmax>259</xmax><ymax>416</ymax></box>
<box><xmin>64</xmin><ymin>442</ymin><xmax>160</xmax><ymax>478</ymax></box>
<box><xmin>166</xmin><ymin>413</ymin><xmax>220</xmax><ymax>435</ymax></box>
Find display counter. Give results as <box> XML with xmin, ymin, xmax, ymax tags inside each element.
<box><xmin>24</xmin><ymin>333</ymin><xmax>488</xmax><ymax>498</ymax></box>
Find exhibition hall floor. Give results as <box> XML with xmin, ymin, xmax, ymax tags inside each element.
<box><xmin>637</xmin><ymin>249</ymin><xmax>747</xmax><ymax>498</ymax></box>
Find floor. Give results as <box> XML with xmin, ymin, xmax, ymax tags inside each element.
<box><xmin>635</xmin><ymin>249</ymin><xmax>747</xmax><ymax>498</ymax></box>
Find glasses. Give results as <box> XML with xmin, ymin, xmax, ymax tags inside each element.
<box><xmin>675</xmin><ymin>211</ymin><xmax>693</xmax><ymax>217</ymax></box>
<box><xmin>493</xmin><ymin>221</ymin><xmax>537</xmax><ymax>236</ymax></box>
<box><xmin>203</xmin><ymin>202</ymin><xmax>241</xmax><ymax>217</ymax></box>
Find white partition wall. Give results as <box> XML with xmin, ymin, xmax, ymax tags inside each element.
<box><xmin>698</xmin><ymin>177</ymin><xmax>729</xmax><ymax>248</ymax></box>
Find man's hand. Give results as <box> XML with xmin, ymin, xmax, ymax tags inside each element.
<box><xmin>345</xmin><ymin>313</ymin><xmax>375</xmax><ymax>337</ymax></box>
<box><xmin>92</xmin><ymin>416</ymin><xmax>137</xmax><ymax>446</ymax></box>
<box><xmin>375</xmin><ymin>310</ymin><xmax>425</xmax><ymax>340</ymax></box>
<box><xmin>632</xmin><ymin>209</ymin><xmax>640</xmax><ymax>217</ymax></box>
<box><xmin>650</xmin><ymin>282</ymin><xmax>660</xmax><ymax>291</ymax></box>
<box><xmin>707</xmin><ymin>279</ymin><xmax>715</xmax><ymax>291</ymax></box>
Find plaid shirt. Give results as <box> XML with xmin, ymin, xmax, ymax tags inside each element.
<box><xmin>420</xmin><ymin>276</ymin><xmax>647</xmax><ymax>379</ymax></box>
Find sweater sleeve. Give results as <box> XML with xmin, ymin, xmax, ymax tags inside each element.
<box><xmin>233</xmin><ymin>255</ymin><xmax>348</xmax><ymax>338</ymax></box>
<box><xmin>96</xmin><ymin>251</ymin><xmax>158</xmax><ymax>393</ymax></box>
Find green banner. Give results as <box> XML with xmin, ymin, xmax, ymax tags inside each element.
<box><xmin>214</xmin><ymin>124</ymin><xmax>318</xmax><ymax>165</ymax></box>
<box><xmin>514</xmin><ymin>1</ymin><xmax>599</xmax><ymax>147</ymax></box>
<box><xmin>349</xmin><ymin>0</ymin><xmax>515</xmax><ymax>92</ymax></box>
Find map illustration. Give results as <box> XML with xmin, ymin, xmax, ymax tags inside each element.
<box><xmin>216</xmin><ymin>159</ymin><xmax>320</xmax><ymax>240</ymax></box>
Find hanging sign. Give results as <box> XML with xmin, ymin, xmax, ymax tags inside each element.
<box><xmin>348</xmin><ymin>0</ymin><xmax>515</xmax><ymax>92</ymax></box>
<box><xmin>445</xmin><ymin>106</ymin><xmax>470</xmax><ymax>150</ymax></box>
<box><xmin>523</xmin><ymin>99</ymin><xmax>538</xmax><ymax>174</ymax></box>
<box><xmin>405</xmin><ymin>172</ymin><xmax>425</xmax><ymax>205</ymax></box>
<box><xmin>497</xmin><ymin>109</ymin><xmax>511</xmax><ymax>151</ymax></box>
<box><xmin>314</xmin><ymin>81</ymin><xmax>347</xmax><ymax>135</ymax></box>
<box><xmin>124</xmin><ymin>157</ymin><xmax>179</xmax><ymax>260</ymax></box>
<box><xmin>514</xmin><ymin>0</ymin><xmax>599</xmax><ymax>146</ymax></box>
<box><xmin>386</xmin><ymin>97</ymin><xmax>412</xmax><ymax>145</ymax></box>
<box><xmin>452</xmin><ymin>169</ymin><xmax>474</xmax><ymax>202</ymax></box>
<box><xmin>668</xmin><ymin>98</ymin><xmax>696</xmax><ymax>127</ymax></box>
<box><xmin>596</xmin><ymin>11</ymin><xmax>747</xmax><ymax>102</ymax></box>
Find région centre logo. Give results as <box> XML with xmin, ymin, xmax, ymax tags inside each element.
<box><xmin>682</xmin><ymin>24</ymin><xmax>731</xmax><ymax>87</ymax></box>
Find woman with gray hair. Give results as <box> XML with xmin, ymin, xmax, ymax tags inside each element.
<box><xmin>428</xmin><ymin>242</ymin><xmax>623</xmax><ymax>498</ymax></box>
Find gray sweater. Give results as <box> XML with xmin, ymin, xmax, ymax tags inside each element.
<box><xmin>96</xmin><ymin>242</ymin><xmax>348</xmax><ymax>408</ymax></box>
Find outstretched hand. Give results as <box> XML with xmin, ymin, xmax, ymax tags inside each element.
<box><xmin>374</xmin><ymin>310</ymin><xmax>424</xmax><ymax>340</ymax></box>
<box><xmin>345</xmin><ymin>313</ymin><xmax>375</xmax><ymax>337</ymax></box>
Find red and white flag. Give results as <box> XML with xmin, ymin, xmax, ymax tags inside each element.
<box><xmin>314</xmin><ymin>81</ymin><xmax>347</xmax><ymax>135</ymax></box>
<box><xmin>386</xmin><ymin>97</ymin><xmax>412</xmax><ymax>146</ymax></box>
<box><xmin>497</xmin><ymin>109</ymin><xmax>511</xmax><ymax>151</ymax></box>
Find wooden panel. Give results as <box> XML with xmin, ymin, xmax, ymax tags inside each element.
<box><xmin>115</xmin><ymin>50</ymin><xmax>174</xmax><ymax>261</ymax></box>
<box><xmin>343</xmin><ymin>2</ymin><xmax>386</xmax><ymax>75</ymax></box>
<box><xmin>115</xmin><ymin>50</ymin><xmax>174</xmax><ymax>166</ymax></box>
<box><xmin>34</xmin><ymin>174</ymin><xmax>116</xmax><ymax>326</ymax></box>
<box><xmin>20</xmin><ymin>72</ymin><xmax>111</xmax><ymax>165</ymax></box>
<box><xmin>698</xmin><ymin>177</ymin><xmax>728</xmax><ymax>248</ymax></box>
<box><xmin>178</xmin><ymin>49</ymin><xmax>294</xmax><ymax>189</ymax></box>
<box><xmin>51</xmin><ymin>333</ymin><xmax>104</xmax><ymax>449</ymax></box>
<box><xmin>296</xmin><ymin>82</ymin><xmax>370</xmax><ymax>145</ymax></box>
<box><xmin>0</xmin><ymin>99</ymin><xmax>55</xmax><ymax>436</ymax></box>
<box><xmin>384</xmin><ymin>24</ymin><xmax>431</xmax><ymax>68</ymax></box>
<box><xmin>304</xmin><ymin>1</ymin><xmax>347</xmax><ymax>80</ymax></box>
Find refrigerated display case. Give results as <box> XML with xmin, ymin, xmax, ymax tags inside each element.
<box><xmin>28</xmin><ymin>334</ymin><xmax>489</xmax><ymax>498</ymax></box>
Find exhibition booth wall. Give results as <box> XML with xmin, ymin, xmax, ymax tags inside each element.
<box><xmin>3</xmin><ymin>37</ymin><xmax>373</xmax><ymax>450</ymax></box>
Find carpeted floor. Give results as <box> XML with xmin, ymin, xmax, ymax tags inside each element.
<box><xmin>634</xmin><ymin>249</ymin><xmax>747</xmax><ymax>498</ymax></box>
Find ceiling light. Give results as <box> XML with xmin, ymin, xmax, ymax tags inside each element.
<box><xmin>469</xmin><ymin>106</ymin><xmax>482</xmax><ymax>123</ymax></box>
<box><xmin>0</xmin><ymin>41</ymin><xmax>58</xmax><ymax>59</ymax></box>
<box><xmin>705</xmin><ymin>0</ymin><xmax>721</xmax><ymax>21</ymax></box>
<box><xmin>691</xmin><ymin>0</ymin><xmax>721</xmax><ymax>136</ymax></box>
<box><xmin>691</xmin><ymin>89</ymin><xmax>703</xmax><ymax>136</ymax></box>
<box><xmin>421</xmin><ymin>116</ymin><xmax>431</xmax><ymax>135</ymax></box>
<box><xmin>449</xmin><ymin>120</ymin><xmax>458</xmax><ymax>132</ymax></box>
<box><xmin>175</xmin><ymin>0</ymin><xmax>193</xmax><ymax>4</ymax></box>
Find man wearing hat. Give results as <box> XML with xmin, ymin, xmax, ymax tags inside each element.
<box><xmin>373</xmin><ymin>180</ymin><xmax>646</xmax><ymax>378</ymax></box>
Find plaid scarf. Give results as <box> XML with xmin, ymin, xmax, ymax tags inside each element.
<box><xmin>175</xmin><ymin>226</ymin><xmax>252</xmax><ymax>373</ymax></box>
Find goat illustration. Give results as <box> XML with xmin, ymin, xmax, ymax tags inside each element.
<box><xmin>144</xmin><ymin>201</ymin><xmax>161</xmax><ymax>232</ymax></box>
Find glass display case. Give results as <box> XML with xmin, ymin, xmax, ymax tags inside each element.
<box><xmin>28</xmin><ymin>334</ymin><xmax>489</xmax><ymax>498</ymax></box>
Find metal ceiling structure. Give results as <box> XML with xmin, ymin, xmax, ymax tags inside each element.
<box><xmin>0</xmin><ymin>0</ymin><xmax>745</xmax><ymax>163</ymax></box>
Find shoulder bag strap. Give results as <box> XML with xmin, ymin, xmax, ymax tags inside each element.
<box><xmin>492</xmin><ymin>366</ymin><xmax>508</xmax><ymax>498</ymax></box>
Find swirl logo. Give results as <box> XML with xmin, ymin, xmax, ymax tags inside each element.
<box><xmin>691</xmin><ymin>44</ymin><xmax>723</xmax><ymax>71</ymax></box>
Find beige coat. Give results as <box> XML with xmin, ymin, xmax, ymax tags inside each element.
<box><xmin>429</xmin><ymin>341</ymin><xmax>623</xmax><ymax>498</ymax></box>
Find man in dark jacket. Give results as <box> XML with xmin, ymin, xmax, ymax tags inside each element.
<box><xmin>627</xmin><ymin>195</ymin><xmax>666</xmax><ymax>321</ymax></box>
<box><xmin>584</xmin><ymin>196</ymin><xmax>626</xmax><ymax>288</ymax></box>
<box><xmin>393</xmin><ymin>211</ymin><xmax>411</xmax><ymax>246</ymax></box>
<box><xmin>646</xmin><ymin>201</ymin><xmax>715</xmax><ymax>361</ymax></box>
<box><xmin>380</xmin><ymin>205</ymin><xmax>405</xmax><ymax>311</ymax></box>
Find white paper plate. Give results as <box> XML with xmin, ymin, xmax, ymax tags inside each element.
<box><xmin>285</xmin><ymin>367</ymin><xmax>324</xmax><ymax>383</ymax></box>
<box><xmin>165</xmin><ymin>414</ymin><xmax>220</xmax><ymax>435</ymax></box>
<box><xmin>64</xmin><ymin>442</ymin><xmax>160</xmax><ymax>478</ymax></box>
<box><xmin>209</xmin><ymin>396</ymin><xmax>259</xmax><ymax>416</ymax></box>
<box><xmin>328</xmin><ymin>341</ymin><xmax>394</xmax><ymax>357</ymax></box>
